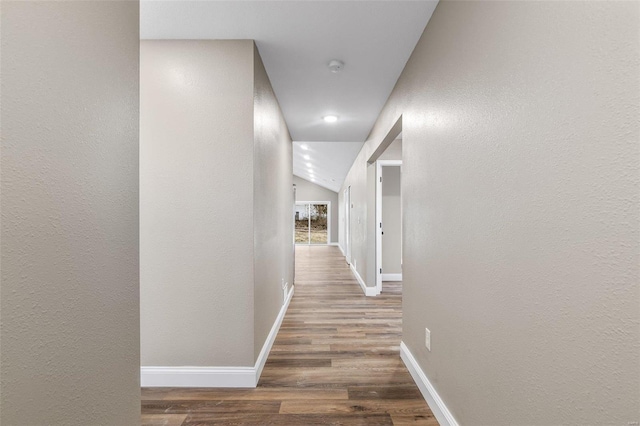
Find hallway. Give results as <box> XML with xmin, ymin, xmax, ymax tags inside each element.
<box><xmin>141</xmin><ymin>246</ymin><xmax>436</xmax><ymax>425</ymax></box>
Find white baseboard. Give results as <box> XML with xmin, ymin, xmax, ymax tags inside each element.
<box><xmin>382</xmin><ymin>273</ymin><xmax>402</xmax><ymax>282</ymax></box>
<box><xmin>141</xmin><ymin>286</ymin><xmax>295</xmax><ymax>388</ymax></box>
<box><xmin>338</xmin><ymin>244</ymin><xmax>345</xmax><ymax>256</ymax></box>
<box><xmin>140</xmin><ymin>366</ymin><xmax>256</xmax><ymax>388</ymax></box>
<box><xmin>329</xmin><ymin>242</ymin><xmax>340</xmax><ymax>247</ymax></box>
<box><xmin>350</xmin><ymin>263</ymin><xmax>377</xmax><ymax>297</ymax></box>
<box><xmin>400</xmin><ymin>342</ymin><xmax>459</xmax><ymax>426</ymax></box>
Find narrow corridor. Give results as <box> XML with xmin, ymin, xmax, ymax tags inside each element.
<box><xmin>141</xmin><ymin>246</ymin><xmax>436</xmax><ymax>425</ymax></box>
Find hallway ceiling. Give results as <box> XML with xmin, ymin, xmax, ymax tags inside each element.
<box><xmin>141</xmin><ymin>0</ymin><xmax>438</xmax><ymax>191</ymax></box>
<box><xmin>293</xmin><ymin>141</ymin><xmax>364</xmax><ymax>192</ymax></box>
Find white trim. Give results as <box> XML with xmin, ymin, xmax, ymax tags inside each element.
<box><xmin>329</xmin><ymin>242</ymin><xmax>340</xmax><ymax>247</ymax></box>
<box><xmin>344</xmin><ymin>187</ymin><xmax>351</xmax><ymax>264</ymax></box>
<box><xmin>140</xmin><ymin>366</ymin><xmax>255</xmax><ymax>388</ymax></box>
<box><xmin>338</xmin><ymin>244</ymin><xmax>346</xmax><ymax>256</ymax></box>
<box><xmin>376</xmin><ymin>160</ymin><xmax>402</xmax><ymax>294</ymax></box>
<box><xmin>382</xmin><ymin>273</ymin><xmax>402</xmax><ymax>281</ymax></box>
<box><xmin>141</xmin><ymin>286</ymin><xmax>295</xmax><ymax>388</ymax></box>
<box><xmin>350</xmin><ymin>263</ymin><xmax>378</xmax><ymax>297</ymax></box>
<box><xmin>400</xmin><ymin>342</ymin><xmax>459</xmax><ymax>426</ymax></box>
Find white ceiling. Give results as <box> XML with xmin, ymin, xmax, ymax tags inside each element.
<box><xmin>141</xmin><ymin>0</ymin><xmax>438</xmax><ymax>191</ymax></box>
<box><xmin>293</xmin><ymin>141</ymin><xmax>364</xmax><ymax>192</ymax></box>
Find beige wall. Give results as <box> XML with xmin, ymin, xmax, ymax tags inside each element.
<box><xmin>340</xmin><ymin>1</ymin><xmax>640</xmax><ymax>424</ymax></box>
<box><xmin>253</xmin><ymin>45</ymin><xmax>294</xmax><ymax>361</ymax></box>
<box><xmin>141</xmin><ymin>40</ymin><xmax>293</xmax><ymax>368</ymax></box>
<box><xmin>1</xmin><ymin>1</ymin><xmax>140</xmax><ymax>424</ymax></box>
<box><xmin>382</xmin><ymin>166</ymin><xmax>402</xmax><ymax>275</ymax></box>
<box><xmin>141</xmin><ymin>40</ymin><xmax>255</xmax><ymax>367</ymax></box>
<box><xmin>293</xmin><ymin>176</ymin><xmax>339</xmax><ymax>244</ymax></box>
<box><xmin>379</xmin><ymin>139</ymin><xmax>402</xmax><ymax>161</ymax></box>
<box><xmin>339</xmin><ymin>153</ymin><xmax>369</xmax><ymax>278</ymax></box>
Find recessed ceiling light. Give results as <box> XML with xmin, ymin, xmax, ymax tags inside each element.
<box><xmin>310</xmin><ymin>178</ymin><xmax>316</xmax><ymax>182</ymax></box>
<box><xmin>323</xmin><ymin>115</ymin><xmax>338</xmax><ymax>123</ymax></box>
<box><xmin>300</xmin><ymin>144</ymin><xmax>308</xmax><ymax>150</ymax></box>
<box><xmin>306</xmin><ymin>162</ymin><xmax>312</xmax><ymax>168</ymax></box>
<box><xmin>303</xmin><ymin>155</ymin><xmax>310</xmax><ymax>160</ymax></box>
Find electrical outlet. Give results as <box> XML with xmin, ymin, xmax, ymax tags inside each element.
<box><xmin>425</xmin><ymin>328</ymin><xmax>431</xmax><ymax>351</ymax></box>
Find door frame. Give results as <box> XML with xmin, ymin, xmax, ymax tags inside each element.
<box><xmin>366</xmin><ymin>114</ymin><xmax>402</xmax><ymax>296</ymax></box>
<box><xmin>295</xmin><ymin>201</ymin><xmax>331</xmax><ymax>245</ymax></box>
<box><xmin>376</xmin><ymin>160</ymin><xmax>402</xmax><ymax>294</ymax></box>
<box><xmin>344</xmin><ymin>187</ymin><xmax>351</xmax><ymax>264</ymax></box>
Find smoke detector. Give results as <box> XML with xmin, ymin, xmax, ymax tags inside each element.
<box><xmin>328</xmin><ymin>59</ymin><xmax>345</xmax><ymax>73</ymax></box>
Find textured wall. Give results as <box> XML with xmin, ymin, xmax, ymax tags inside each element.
<box><xmin>253</xmin><ymin>45</ymin><xmax>294</xmax><ymax>361</ymax></box>
<box><xmin>339</xmin><ymin>148</ymin><xmax>370</xmax><ymax>280</ymax></box>
<box><xmin>341</xmin><ymin>1</ymin><xmax>640</xmax><ymax>423</ymax></box>
<box><xmin>1</xmin><ymin>1</ymin><xmax>140</xmax><ymax>424</ymax></box>
<box><xmin>379</xmin><ymin>139</ymin><xmax>402</xmax><ymax>161</ymax></box>
<box><xmin>140</xmin><ymin>40</ymin><xmax>256</xmax><ymax>367</ymax></box>
<box><xmin>293</xmin><ymin>176</ymin><xmax>339</xmax><ymax>244</ymax></box>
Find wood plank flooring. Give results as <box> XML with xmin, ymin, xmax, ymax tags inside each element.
<box><xmin>142</xmin><ymin>245</ymin><xmax>437</xmax><ymax>426</ymax></box>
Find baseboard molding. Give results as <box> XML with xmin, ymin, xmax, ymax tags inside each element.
<box><xmin>400</xmin><ymin>342</ymin><xmax>459</xmax><ymax>426</ymax></box>
<box><xmin>329</xmin><ymin>242</ymin><xmax>340</xmax><ymax>247</ymax></box>
<box><xmin>141</xmin><ymin>286</ymin><xmax>295</xmax><ymax>388</ymax></box>
<box><xmin>350</xmin><ymin>263</ymin><xmax>377</xmax><ymax>297</ymax></box>
<box><xmin>140</xmin><ymin>366</ymin><xmax>256</xmax><ymax>388</ymax></box>
<box><xmin>338</xmin><ymin>244</ymin><xmax>345</xmax><ymax>256</ymax></box>
<box><xmin>382</xmin><ymin>273</ymin><xmax>402</xmax><ymax>282</ymax></box>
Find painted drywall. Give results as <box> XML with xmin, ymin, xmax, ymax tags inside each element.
<box><xmin>141</xmin><ymin>41</ymin><xmax>293</xmax><ymax>370</ymax></box>
<box><xmin>141</xmin><ymin>40</ymin><xmax>256</xmax><ymax>367</ymax></box>
<box><xmin>340</xmin><ymin>1</ymin><xmax>640</xmax><ymax>424</ymax></box>
<box><xmin>338</xmin><ymin>186</ymin><xmax>351</xmax><ymax>260</ymax></box>
<box><xmin>253</xmin><ymin>45</ymin><xmax>294</xmax><ymax>361</ymax></box>
<box><xmin>293</xmin><ymin>176</ymin><xmax>339</xmax><ymax>244</ymax></box>
<box><xmin>379</xmin><ymin>139</ymin><xmax>402</xmax><ymax>161</ymax></box>
<box><xmin>382</xmin><ymin>166</ymin><xmax>402</xmax><ymax>275</ymax></box>
<box><xmin>1</xmin><ymin>1</ymin><xmax>140</xmax><ymax>424</ymax></box>
<box><xmin>338</xmin><ymin>150</ymin><xmax>370</xmax><ymax>282</ymax></box>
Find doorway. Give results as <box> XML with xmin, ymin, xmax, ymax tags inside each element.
<box><xmin>366</xmin><ymin>115</ymin><xmax>402</xmax><ymax>296</ymax></box>
<box><xmin>344</xmin><ymin>187</ymin><xmax>351</xmax><ymax>264</ymax></box>
<box><xmin>295</xmin><ymin>202</ymin><xmax>330</xmax><ymax>245</ymax></box>
<box><xmin>376</xmin><ymin>161</ymin><xmax>402</xmax><ymax>293</ymax></box>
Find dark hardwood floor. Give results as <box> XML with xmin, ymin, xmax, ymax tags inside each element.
<box><xmin>141</xmin><ymin>245</ymin><xmax>437</xmax><ymax>425</ymax></box>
